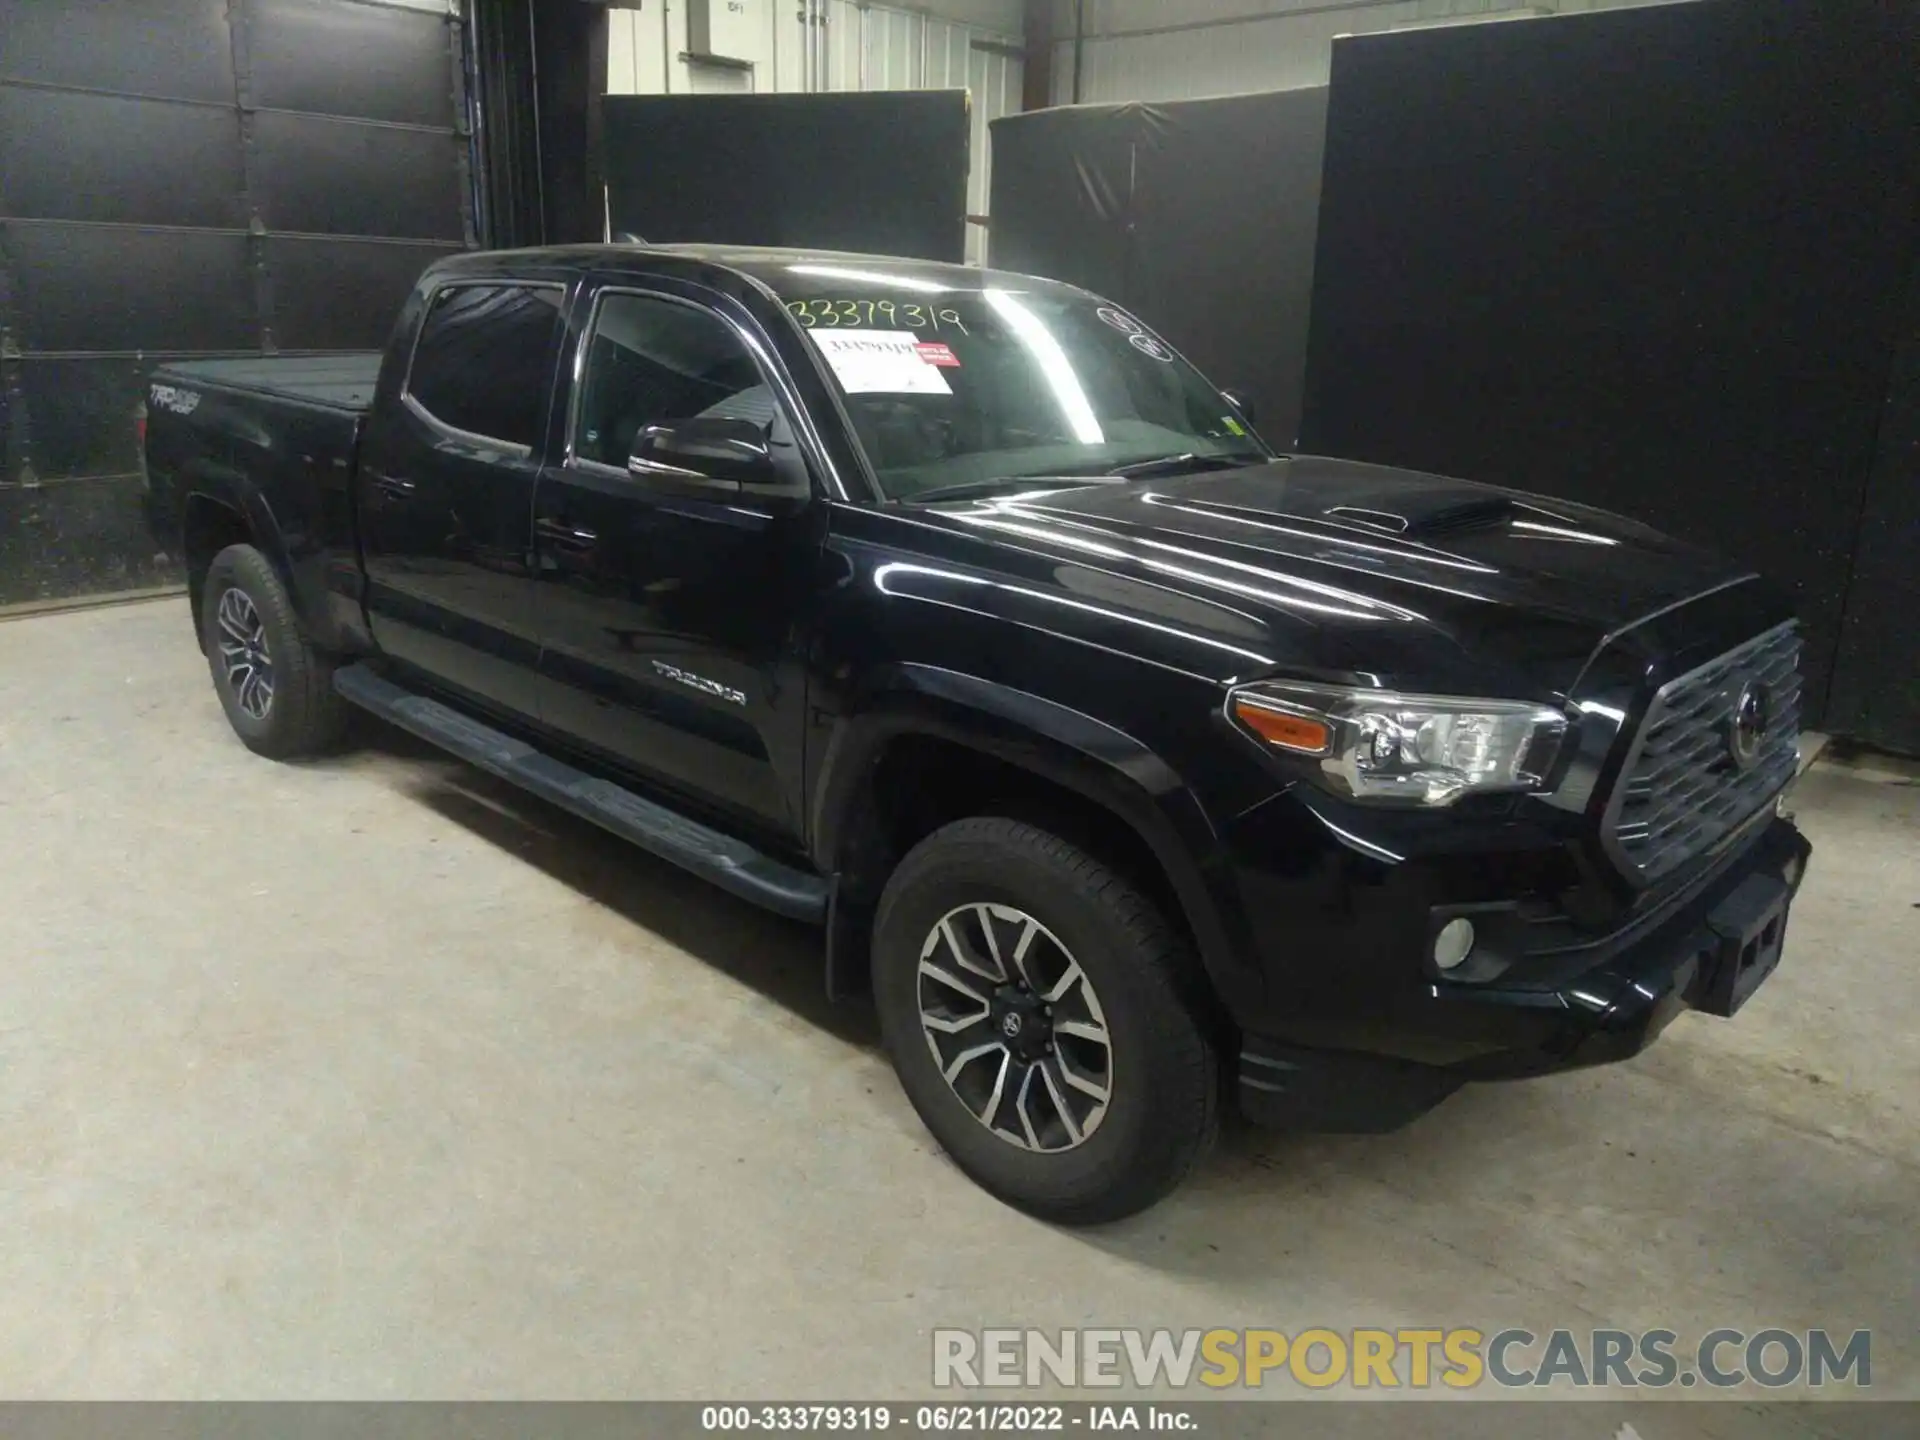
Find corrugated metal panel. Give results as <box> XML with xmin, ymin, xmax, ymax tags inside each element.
<box><xmin>771</xmin><ymin>4</ymin><xmax>808</xmax><ymax>92</ymax></box>
<box><xmin>928</xmin><ymin>19</ymin><xmax>975</xmax><ymax>90</ymax></box>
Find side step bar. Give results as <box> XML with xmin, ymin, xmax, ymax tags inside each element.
<box><xmin>333</xmin><ymin>663</ymin><xmax>830</xmax><ymax>922</ymax></box>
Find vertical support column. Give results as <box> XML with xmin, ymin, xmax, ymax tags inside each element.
<box><xmin>227</xmin><ymin>0</ymin><xmax>277</xmax><ymax>354</ymax></box>
<box><xmin>1071</xmin><ymin>0</ymin><xmax>1084</xmax><ymax>104</ymax></box>
<box><xmin>0</xmin><ymin>225</ymin><xmax>34</xmax><ymax>487</ymax></box>
<box><xmin>447</xmin><ymin>0</ymin><xmax>482</xmax><ymax>249</ymax></box>
<box><xmin>1022</xmin><ymin>0</ymin><xmax>1053</xmax><ymax>111</ymax></box>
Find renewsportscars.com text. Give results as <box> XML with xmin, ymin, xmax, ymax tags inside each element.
<box><xmin>932</xmin><ymin>1327</ymin><xmax>1871</xmax><ymax>1391</ymax></box>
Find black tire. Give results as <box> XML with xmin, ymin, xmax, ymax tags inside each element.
<box><xmin>872</xmin><ymin>817</ymin><xmax>1219</xmax><ymax>1224</ymax></box>
<box><xmin>200</xmin><ymin>543</ymin><xmax>347</xmax><ymax>759</ymax></box>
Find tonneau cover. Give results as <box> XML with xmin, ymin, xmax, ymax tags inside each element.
<box><xmin>156</xmin><ymin>354</ymin><xmax>383</xmax><ymax>413</ymax></box>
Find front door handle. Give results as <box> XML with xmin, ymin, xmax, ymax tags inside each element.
<box><xmin>370</xmin><ymin>472</ymin><xmax>416</xmax><ymax>501</ymax></box>
<box><xmin>535</xmin><ymin>517</ymin><xmax>599</xmax><ymax>552</ymax></box>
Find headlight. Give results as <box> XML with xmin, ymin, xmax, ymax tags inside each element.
<box><xmin>1229</xmin><ymin>682</ymin><xmax>1568</xmax><ymax>806</ymax></box>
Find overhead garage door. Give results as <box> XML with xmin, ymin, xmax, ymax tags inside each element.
<box><xmin>0</xmin><ymin>0</ymin><xmax>474</xmax><ymax>608</ymax></box>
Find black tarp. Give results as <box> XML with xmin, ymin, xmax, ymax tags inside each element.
<box><xmin>603</xmin><ymin>92</ymin><xmax>971</xmax><ymax>263</ymax></box>
<box><xmin>988</xmin><ymin>87</ymin><xmax>1328</xmax><ymax>448</ymax></box>
<box><xmin>1299</xmin><ymin>0</ymin><xmax>1920</xmax><ymax>749</ymax></box>
<box><xmin>1826</xmin><ymin>248</ymin><xmax>1920</xmax><ymax>752</ymax></box>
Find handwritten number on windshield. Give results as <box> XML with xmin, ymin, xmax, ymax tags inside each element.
<box><xmin>787</xmin><ymin>299</ymin><xmax>969</xmax><ymax>335</ymax></box>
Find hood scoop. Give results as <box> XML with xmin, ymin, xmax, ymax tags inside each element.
<box><xmin>1325</xmin><ymin>495</ymin><xmax>1517</xmax><ymax>539</ymax></box>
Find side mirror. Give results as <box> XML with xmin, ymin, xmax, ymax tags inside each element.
<box><xmin>1221</xmin><ymin>389</ymin><xmax>1258</xmax><ymax>427</ymax></box>
<box><xmin>629</xmin><ymin>417</ymin><xmax>796</xmax><ymax>501</ymax></box>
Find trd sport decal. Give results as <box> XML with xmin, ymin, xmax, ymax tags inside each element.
<box><xmin>149</xmin><ymin>384</ymin><xmax>202</xmax><ymax>416</ymax></box>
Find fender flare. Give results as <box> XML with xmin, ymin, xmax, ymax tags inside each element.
<box><xmin>812</xmin><ymin>663</ymin><xmax>1262</xmax><ymax>1005</ymax></box>
<box><xmin>178</xmin><ymin>464</ymin><xmax>320</xmax><ymax>635</ymax></box>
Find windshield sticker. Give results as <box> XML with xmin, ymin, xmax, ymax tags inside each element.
<box><xmin>1129</xmin><ymin>333</ymin><xmax>1174</xmax><ymax>362</ymax></box>
<box><xmin>1096</xmin><ymin>306</ymin><xmax>1143</xmax><ymax>335</ymax></box>
<box><xmin>809</xmin><ymin>329</ymin><xmax>954</xmax><ymax>395</ymax></box>
<box><xmin>914</xmin><ymin>342</ymin><xmax>961</xmax><ymax>368</ymax></box>
<box><xmin>787</xmin><ymin>299</ymin><xmax>969</xmax><ymax>334</ymax></box>
<box><xmin>1221</xmin><ymin>414</ymin><xmax>1247</xmax><ymax>437</ymax></box>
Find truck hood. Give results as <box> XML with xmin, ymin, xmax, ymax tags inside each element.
<box><xmin>923</xmin><ymin>456</ymin><xmax>1754</xmax><ymax>695</ymax></box>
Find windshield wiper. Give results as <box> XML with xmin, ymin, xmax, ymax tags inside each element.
<box><xmin>904</xmin><ymin>475</ymin><xmax>1126</xmax><ymax>505</ymax></box>
<box><xmin>905</xmin><ymin>452</ymin><xmax>1254</xmax><ymax>503</ymax></box>
<box><xmin>1103</xmin><ymin>451</ymin><xmax>1250</xmax><ymax>479</ymax></box>
<box><xmin>1014</xmin><ymin>451</ymin><xmax>1255</xmax><ymax>481</ymax></box>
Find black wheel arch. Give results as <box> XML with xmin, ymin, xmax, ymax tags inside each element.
<box><xmin>812</xmin><ymin>663</ymin><xmax>1262</xmax><ymax>1016</ymax></box>
<box><xmin>178</xmin><ymin>464</ymin><xmax>336</xmax><ymax>648</ymax></box>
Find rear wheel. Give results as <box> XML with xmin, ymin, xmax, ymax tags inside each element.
<box><xmin>872</xmin><ymin>816</ymin><xmax>1218</xmax><ymax>1224</ymax></box>
<box><xmin>201</xmin><ymin>543</ymin><xmax>346</xmax><ymax>759</ymax></box>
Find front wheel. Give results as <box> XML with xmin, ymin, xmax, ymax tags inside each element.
<box><xmin>872</xmin><ymin>817</ymin><xmax>1219</xmax><ymax>1224</ymax></box>
<box><xmin>200</xmin><ymin>543</ymin><xmax>346</xmax><ymax>759</ymax></box>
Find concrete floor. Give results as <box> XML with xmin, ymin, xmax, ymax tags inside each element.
<box><xmin>1</xmin><ymin>598</ymin><xmax>1915</xmax><ymax>1418</ymax></box>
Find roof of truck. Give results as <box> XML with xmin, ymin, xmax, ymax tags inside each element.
<box><xmin>431</xmin><ymin>243</ymin><xmax>1080</xmax><ymax>299</ymax></box>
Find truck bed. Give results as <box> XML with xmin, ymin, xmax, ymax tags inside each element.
<box><xmin>156</xmin><ymin>354</ymin><xmax>383</xmax><ymax>413</ymax></box>
<box><xmin>144</xmin><ymin>356</ymin><xmax>377</xmax><ymax>642</ymax></box>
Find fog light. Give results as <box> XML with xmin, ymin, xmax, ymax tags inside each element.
<box><xmin>1434</xmin><ymin>917</ymin><xmax>1476</xmax><ymax>971</ymax></box>
<box><xmin>1782</xmin><ymin>855</ymin><xmax>1802</xmax><ymax>889</ymax></box>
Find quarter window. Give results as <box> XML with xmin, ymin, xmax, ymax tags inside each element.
<box><xmin>406</xmin><ymin>283</ymin><xmax>565</xmax><ymax>449</ymax></box>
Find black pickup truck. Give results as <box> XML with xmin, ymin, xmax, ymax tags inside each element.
<box><xmin>143</xmin><ymin>244</ymin><xmax>1811</xmax><ymax>1222</ymax></box>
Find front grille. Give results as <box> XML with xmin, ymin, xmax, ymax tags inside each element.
<box><xmin>1606</xmin><ymin>622</ymin><xmax>1802</xmax><ymax>882</ymax></box>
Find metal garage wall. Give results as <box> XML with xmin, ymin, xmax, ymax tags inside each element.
<box><xmin>0</xmin><ymin>0</ymin><xmax>473</xmax><ymax>609</ymax></box>
<box><xmin>1049</xmin><ymin>0</ymin><xmax>1664</xmax><ymax>102</ymax></box>
<box><xmin>607</xmin><ymin>2</ymin><xmax>1022</xmax><ymax>263</ymax></box>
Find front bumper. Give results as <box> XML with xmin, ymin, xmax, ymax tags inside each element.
<box><xmin>1237</xmin><ymin>815</ymin><xmax>1811</xmax><ymax>1132</ymax></box>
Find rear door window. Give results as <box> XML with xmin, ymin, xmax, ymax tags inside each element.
<box><xmin>405</xmin><ymin>283</ymin><xmax>565</xmax><ymax>449</ymax></box>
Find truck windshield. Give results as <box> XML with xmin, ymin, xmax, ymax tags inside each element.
<box><xmin>770</xmin><ymin>274</ymin><xmax>1270</xmax><ymax>501</ymax></box>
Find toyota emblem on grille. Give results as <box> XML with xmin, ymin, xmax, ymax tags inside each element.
<box><xmin>1727</xmin><ymin>680</ymin><xmax>1771</xmax><ymax>769</ymax></box>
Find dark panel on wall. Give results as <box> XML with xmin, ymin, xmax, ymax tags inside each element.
<box><xmin>1299</xmin><ymin>0</ymin><xmax>1920</xmax><ymax>733</ymax></box>
<box><xmin>0</xmin><ymin>482</ymin><xmax>178</xmax><ymax>607</ymax></box>
<box><xmin>3</xmin><ymin>224</ymin><xmax>257</xmax><ymax>353</ymax></box>
<box><xmin>0</xmin><ymin>89</ymin><xmax>244</xmax><ymax>230</ymax></box>
<box><xmin>0</xmin><ymin>0</ymin><xmax>475</xmax><ymax>607</ymax></box>
<box><xmin>605</xmin><ymin>92</ymin><xmax>972</xmax><ymax>262</ymax></box>
<box><xmin>250</xmin><ymin>111</ymin><xmax>466</xmax><ymax>239</ymax></box>
<box><xmin>243</xmin><ymin>0</ymin><xmax>455</xmax><ymax>128</ymax></box>
<box><xmin>986</xmin><ymin>103</ymin><xmax>1136</xmax><ymax>302</ymax></box>
<box><xmin>266</xmin><ymin>238</ymin><xmax>459</xmax><ymax>351</ymax></box>
<box><xmin>1828</xmin><ymin>251</ymin><xmax>1920</xmax><ymax>755</ymax></box>
<box><xmin>989</xmin><ymin>87</ymin><xmax>1328</xmax><ymax>447</ymax></box>
<box><xmin>14</xmin><ymin>358</ymin><xmax>155</xmax><ymax>481</ymax></box>
<box><xmin>1130</xmin><ymin>89</ymin><xmax>1326</xmax><ymax>447</ymax></box>
<box><xmin>0</xmin><ymin>0</ymin><xmax>235</xmax><ymax>103</ymax></box>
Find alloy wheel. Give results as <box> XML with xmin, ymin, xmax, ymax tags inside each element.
<box><xmin>916</xmin><ymin>902</ymin><xmax>1113</xmax><ymax>1152</ymax></box>
<box><xmin>215</xmin><ymin>586</ymin><xmax>275</xmax><ymax>721</ymax></box>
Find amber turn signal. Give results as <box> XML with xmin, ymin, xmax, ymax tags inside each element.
<box><xmin>1233</xmin><ymin>699</ymin><xmax>1331</xmax><ymax>754</ymax></box>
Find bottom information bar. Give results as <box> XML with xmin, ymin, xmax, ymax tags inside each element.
<box><xmin>0</xmin><ymin>1402</ymin><xmax>1909</xmax><ymax>1440</ymax></box>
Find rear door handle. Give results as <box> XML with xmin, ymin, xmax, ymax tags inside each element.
<box><xmin>535</xmin><ymin>517</ymin><xmax>599</xmax><ymax>551</ymax></box>
<box><xmin>371</xmin><ymin>473</ymin><xmax>416</xmax><ymax>500</ymax></box>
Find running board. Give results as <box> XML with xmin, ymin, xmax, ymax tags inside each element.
<box><xmin>333</xmin><ymin>663</ymin><xmax>829</xmax><ymax>922</ymax></box>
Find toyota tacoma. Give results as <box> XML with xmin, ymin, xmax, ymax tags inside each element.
<box><xmin>142</xmin><ymin>244</ymin><xmax>1811</xmax><ymax>1222</ymax></box>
